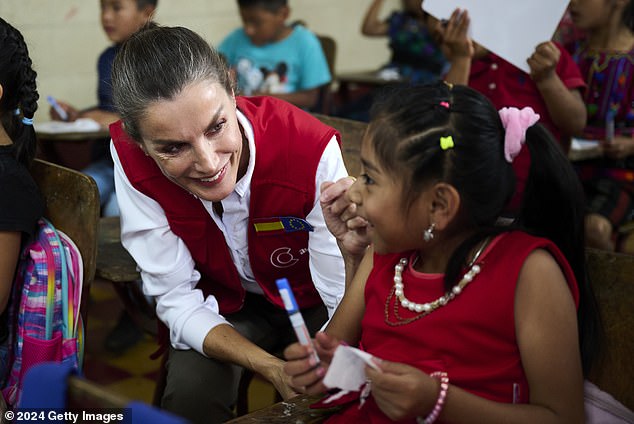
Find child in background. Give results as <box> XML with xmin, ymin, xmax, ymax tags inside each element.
<box><xmin>335</xmin><ymin>0</ymin><xmax>446</xmax><ymax>122</ymax></box>
<box><xmin>218</xmin><ymin>0</ymin><xmax>331</xmax><ymax>110</ymax></box>
<box><xmin>49</xmin><ymin>0</ymin><xmax>156</xmax><ymax>218</ymax></box>
<box><xmin>361</xmin><ymin>0</ymin><xmax>446</xmax><ymax>84</ymax></box>
<box><xmin>0</xmin><ymin>17</ymin><xmax>44</xmax><ymax>380</ymax></box>
<box><xmin>440</xmin><ymin>9</ymin><xmax>587</xmax><ymax>212</ymax></box>
<box><xmin>566</xmin><ymin>0</ymin><xmax>634</xmax><ymax>252</ymax></box>
<box><xmin>284</xmin><ymin>82</ymin><xmax>599</xmax><ymax>423</ymax></box>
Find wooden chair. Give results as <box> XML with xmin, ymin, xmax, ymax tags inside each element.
<box><xmin>314</xmin><ymin>35</ymin><xmax>337</xmax><ymax>115</ymax></box>
<box><xmin>30</xmin><ymin>158</ymin><xmax>100</xmax><ymax>329</ymax></box>
<box><xmin>585</xmin><ymin>248</ymin><xmax>634</xmax><ymax>411</ymax></box>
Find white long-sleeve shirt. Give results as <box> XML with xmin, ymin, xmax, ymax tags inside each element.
<box><xmin>111</xmin><ymin>110</ymin><xmax>347</xmax><ymax>355</ymax></box>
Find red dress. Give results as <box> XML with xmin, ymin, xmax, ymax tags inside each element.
<box><xmin>325</xmin><ymin>231</ymin><xmax>579</xmax><ymax>423</ymax></box>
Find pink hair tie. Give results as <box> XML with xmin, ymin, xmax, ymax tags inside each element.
<box><xmin>498</xmin><ymin>107</ymin><xmax>540</xmax><ymax>163</ymax></box>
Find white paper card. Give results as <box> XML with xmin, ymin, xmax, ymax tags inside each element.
<box><xmin>34</xmin><ymin>118</ymin><xmax>102</xmax><ymax>134</ymax></box>
<box><xmin>322</xmin><ymin>345</ymin><xmax>381</xmax><ymax>392</ymax></box>
<box><xmin>423</xmin><ymin>0</ymin><xmax>569</xmax><ymax>73</ymax></box>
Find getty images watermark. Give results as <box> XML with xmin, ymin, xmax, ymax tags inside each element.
<box><xmin>5</xmin><ymin>409</ymin><xmax>133</xmax><ymax>423</ymax></box>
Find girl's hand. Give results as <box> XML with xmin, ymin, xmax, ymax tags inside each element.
<box><xmin>366</xmin><ymin>360</ymin><xmax>437</xmax><ymax>421</ymax></box>
<box><xmin>603</xmin><ymin>134</ymin><xmax>634</xmax><ymax>160</ymax></box>
<box><xmin>320</xmin><ymin>177</ymin><xmax>370</xmax><ymax>258</ymax></box>
<box><xmin>283</xmin><ymin>332</ymin><xmax>341</xmax><ymax>395</ymax></box>
<box><xmin>527</xmin><ymin>41</ymin><xmax>560</xmax><ymax>83</ymax></box>
<box><xmin>439</xmin><ymin>9</ymin><xmax>473</xmax><ymax>61</ymax></box>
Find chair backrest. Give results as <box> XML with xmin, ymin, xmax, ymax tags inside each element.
<box><xmin>312</xmin><ymin>113</ymin><xmax>367</xmax><ymax>177</ymax></box>
<box><xmin>29</xmin><ymin>158</ymin><xmax>100</xmax><ymax>328</ymax></box>
<box><xmin>314</xmin><ymin>35</ymin><xmax>337</xmax><ymax>115</ymax></box>
<box><xmin>585</xmin><ymin>248</ymin><xmax>634</xmax><ymax>411</ymax></box>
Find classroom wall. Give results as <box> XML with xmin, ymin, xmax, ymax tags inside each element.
<box><xmin>1</xmin><ymin>0</ymin><xmax>399</xmax><ymax>121</ymax></box>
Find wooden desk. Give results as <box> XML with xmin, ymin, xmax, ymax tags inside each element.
<box><xmin>36</xmin><ymin>127</ymin><xmax>111</xmax><ymax>171</ymax></box>
<box><xmin>336</xmin><ymin>70</ymin><xmax>404</xmax><ymax>105</ymax></box>
<box><xmin>568</xmin><ymin>139</ymin><xmax>602</xmax><ymax>162</ymax></box>
<box><xmin>97</xmin><ymin>217</ymin><xmax>140</xmax><ymax>283</ymax></box>
<box><xmin>96</xmin><ymin>217</ymin><xmax>155</xmax><ymax>329</ymax></box>
<box><xmin>226</xmin><ymin>394</ymin><xmax>340</xmax><ymax>424</ymax></box>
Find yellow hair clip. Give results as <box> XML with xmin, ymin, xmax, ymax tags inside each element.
<box><xmin>440</xmin><ymin>135</ymin><xmax>454</xmax><ymax>150</ymax></box>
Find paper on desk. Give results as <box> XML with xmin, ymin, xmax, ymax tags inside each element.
<box><xmin>571</xmin><ymin>137</ymin><xmax>600</xmax><ymax>150</ymax></box>
<box><xmin>423</xmin><ymin>0</ymin><xmax>569</xmax><ymax>73</ymax></box>
<box><xmin>323</xmin><ymin>345</ymin><xmax>381</xmax><ymax>392</ymax></box>
<box><xmin>35</xmin><ymin>118</ymin><xmax>102</xmax><ymax>134</ymax></box>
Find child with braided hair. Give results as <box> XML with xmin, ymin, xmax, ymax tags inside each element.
<box><xmin>0</xmin><ymin>17</ymin><xmax>44</xmax><ymax>377</ymax></box>
<box><xmin>284</xmin><ymin>82</ymin><xmax>600</xmax><ymax>423</ymax></box>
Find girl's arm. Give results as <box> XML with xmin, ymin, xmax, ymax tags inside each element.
<box><xmin>367</xmin><ymin>249</ymin><xmax>584</xmax><ymax>423</ymax></box>
<box><xmin>0</xmin><ymin>231</ymin><xmax>21</xmax><ymax>313</ymax></box>
<box><xmin>324</xmin><ymin>246</ymin><xmax>373</xmax><ymax>344</ymax></box>
<box><xmin>529</xmin><ymin>42</ymin><xmax>587</xmax><ymax>138</ymax></box>
<box><xmin>361</xmin><ymin>0</ymin><xmax>389</xmax><ymax>36</ymax></box>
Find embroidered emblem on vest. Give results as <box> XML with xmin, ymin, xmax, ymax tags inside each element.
<box><xmin>254</xmin><ymin>217</ymin><xmax>314</xmax><ymax>235</ymax></box>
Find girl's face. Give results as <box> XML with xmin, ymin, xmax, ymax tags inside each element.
<box><xmin>100</xmin><ymin>0</ymin><xmax>154</xmax><ymax>44</ymax></box>
<box><xmin>568</xmin><ymin>0</ymin><xmax>613</xmax><ymax>31</ymax></box>
<box><xmin>347</xmin><ymin>136</ymin><xmax>429</xmax><ymax>254</ymax></box>
<box><xmin>138</xmin><ymin>81</ymin><xmax>247</xmax><ymax>202</ymax></box>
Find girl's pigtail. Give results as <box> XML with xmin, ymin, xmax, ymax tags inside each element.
<box><xmin>518</xmin><ymin>125</ymin><xmax>601</xmax><ymax>376</ymax></box>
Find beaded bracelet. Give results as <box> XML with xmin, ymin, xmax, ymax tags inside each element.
<box><xmin>417</xmin><ymin>371</ymin><xmax>449</xmax><ymax>424</ymax></box>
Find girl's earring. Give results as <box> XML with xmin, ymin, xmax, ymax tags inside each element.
<box><xmin>423</xmin><ymin>223</ymin><xmax>436</xmax><ymax>242</ymax></box>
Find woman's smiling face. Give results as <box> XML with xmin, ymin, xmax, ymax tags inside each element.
<box><xmin>137</xmin><ymin>80</ymin><xmax>247</xmax><ymax>202</ymax></box>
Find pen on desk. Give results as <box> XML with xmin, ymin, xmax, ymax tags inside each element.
<box><xmin>276</xmin><ymin>278</ymin><xmax>320</xmax><ymax>364</ymax></box>
<box><xmin>47</xmin><ymin>95</ymin><xmax>68</xmax><ymax>121</ymax></box>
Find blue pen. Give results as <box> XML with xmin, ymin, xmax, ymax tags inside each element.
<box><xmin>47</xmin><ymin>95</ymin><xmax>68</xmax><ymax>121</ymax></box>
<box><xmin>276</xmin><ymin>278</ymin><xmax>320</xmax><ymax>364</ymax></box>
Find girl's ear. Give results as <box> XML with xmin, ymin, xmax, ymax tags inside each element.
<box><xmin>428</xmin><ymin>182</ymin><xmax>461</xmax><ymax>231</ymax></box>
<box><xmin>0</xmin><ymin>84</ymin><xmax>4</xmax><ymax>103</ymax></box>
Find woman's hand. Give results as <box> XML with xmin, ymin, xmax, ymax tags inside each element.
<box><xmin>603</xmin><ymin>134</ymin><xmax>634</xmax><ymax>160</ymax></box>
<box><xmin>366</xmin><ymin>360</ymin><xmax>437</xmax><ymax>421</ymax></box>
<box><xmin>320</xmin><ymin>177</ymin><xmax>370</xmax><ymax>259</ymax></box>
<box><xmin>283</xmin><ymin>331</ymin><xmax>341</xmax><ymax>395</ymax></box>
<box><xmin>262</xmin><ymin>357</ymin><xmax>301</xmax><ymax>400</ymax></box>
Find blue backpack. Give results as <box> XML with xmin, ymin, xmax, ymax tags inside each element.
<box><xmin>1</xmin><ymin>218</ymin><xmax>84</xmax><ymax>407</ymax></box>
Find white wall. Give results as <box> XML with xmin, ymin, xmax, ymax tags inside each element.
<box><xmin>1</xmin><ymin>0</ymin><xmax>400</xmax><ymax>121</ymax></box>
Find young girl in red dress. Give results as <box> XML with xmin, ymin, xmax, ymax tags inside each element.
<box><xmin>284</xmin><ymin>82</ymin><xmax>600</xmax><ymax>423</ymax></box>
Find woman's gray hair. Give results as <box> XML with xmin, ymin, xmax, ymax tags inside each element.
<box><xmin>112</xmin><ymin>24</ymin><xmax>233</xmax><ymax>141</ymax></box>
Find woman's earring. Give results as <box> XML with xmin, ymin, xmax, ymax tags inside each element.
<box><xmin>423</xmin><ymin>223</ymin><xmax>436</xmax><ymax>242</ymax></box>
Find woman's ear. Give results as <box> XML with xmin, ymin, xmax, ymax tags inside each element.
<box><xmin>428</xmin><ymin>182</ymin><xmax>461</xmax><ymax>231</ymax></box>
<box><xmin>0</xmin><ymin>84</ymin><xmax>4</xmax><ymax>103</ymax></box>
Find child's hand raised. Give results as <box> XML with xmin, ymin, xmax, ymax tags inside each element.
<box><xmin>527</xmin><ymin>41</ymin><xmax>560</xmax><ymax>83</ymax></box>
<box><xmin>440</xmin><ymin>9</ymin><xmax>473</xmax><ymax>61</ymax></box>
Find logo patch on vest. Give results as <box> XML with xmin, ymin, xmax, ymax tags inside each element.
<box><xmin>253</xmin><ymin>217</ymin><xmax>314</xmax><ymax>235</ymax></box>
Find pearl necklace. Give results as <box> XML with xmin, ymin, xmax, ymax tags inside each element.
<box><xmin>385</xmin><ymin>238</ymin><xmax>489</xmax><ymax>326</ymax></box>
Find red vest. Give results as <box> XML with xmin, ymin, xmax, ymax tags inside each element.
<box><xmin>112</xmin><ymin>96</ymin><xmax>340</xmax><ymax>314</ymax></box>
